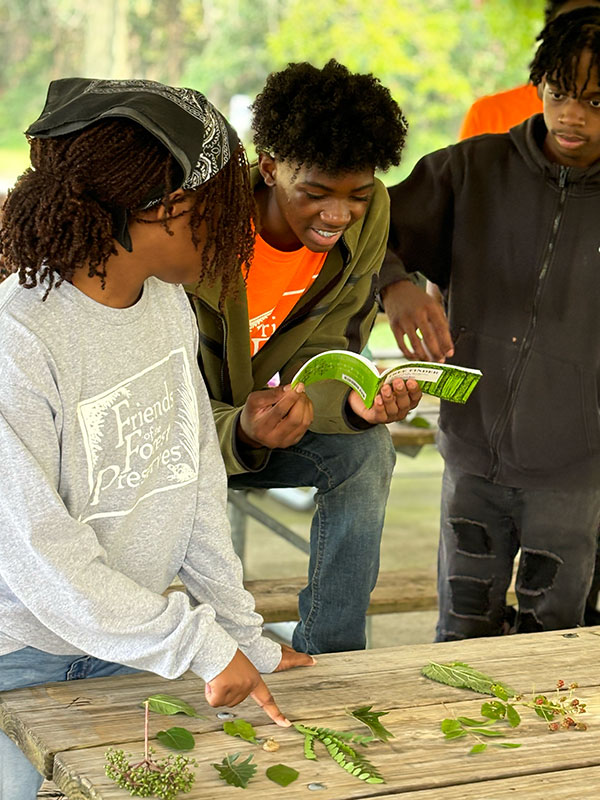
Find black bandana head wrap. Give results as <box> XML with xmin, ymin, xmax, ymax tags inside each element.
<box><xmin>25</xmin><ymin>78</ymin><xmax>240</xmax><ymax>251</ymax></box>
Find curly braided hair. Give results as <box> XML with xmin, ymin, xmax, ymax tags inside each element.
<box><xmin>0</xmin><ymin>119</ymin><xmax>255</xmax><ymax>300</ymax></box>
<box><xmin>251</xmin><ymin>59</ymin><xmax>408</xmax><ymax>174</ymax></box>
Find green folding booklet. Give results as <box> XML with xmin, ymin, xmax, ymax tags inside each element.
<box><xmin>291</xmin><ymin>350</ymin><xmax>482</xmax><ymax>408</ymax></box>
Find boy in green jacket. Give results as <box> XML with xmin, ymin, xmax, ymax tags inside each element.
<box><xmin>187</xmin><ymin>60</ymin><xmax>421</xmax><ymax>654</ymax></box>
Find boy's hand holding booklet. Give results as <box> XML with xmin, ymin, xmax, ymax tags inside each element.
<box><xmin>291</xmin><ymin>350</ymin><xmax>482</xmax><ymax>408</ymax></box>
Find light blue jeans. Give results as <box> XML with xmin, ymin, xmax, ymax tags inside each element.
<box><xmin>229</xmin><ymin>425</ymin><xmax>396</xmax><ymax>653</ymax></box>
<box><xmin>437</xmin><ymin>463</ymin><xmax>600</xmax><ymax>641</ymax></box>
<box><xmin>0</xmin><ymin>647</ymin><xmax>138</xmax><ymax>800</ymax></box>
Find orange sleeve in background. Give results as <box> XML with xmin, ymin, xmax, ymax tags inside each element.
<box><xmin>459</xmin><ymin>83</ymin><xmax>543</xmax><ymax>140</ymax></box>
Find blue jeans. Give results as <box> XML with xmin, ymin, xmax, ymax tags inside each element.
<box><xmin>0</xmin><ymin>647</ymin><xmax>138</xmax><ymax>800</ymax></box>
<box><xmin>437</xmin><ymin>462</ymin><xmax>600</xmax><ymax>641</ymax></box>
<box><xmin>229</xmin><ymin>426</ymin><xmax>396</xmax><ymax>653</ymax></box>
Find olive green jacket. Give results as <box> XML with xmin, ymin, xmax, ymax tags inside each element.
<box><xmin>186</xmin><ymin>168</ymin><xmax>390</xmax><ymax>475</ymax></box>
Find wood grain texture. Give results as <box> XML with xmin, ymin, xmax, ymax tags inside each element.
<box><xmin>243</xmin><ymin>570</ymin><xmax>442</xmax><ymax>622</ymax></box>
<box><xmin>168</xmin><ymin>567</ymin><xmax>491</xmax><ymax>622</ymax></box>
<box><xmin>3</xmin><ymin>626</ymin><xmax>599</xmax><ymax>792</ymax></box>
<box><xmin>52</xmin><ymin>684</ymin><xmax>600</xmax><ymax>799</ymax></box>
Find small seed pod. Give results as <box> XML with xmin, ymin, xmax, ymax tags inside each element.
<box><xmin>262</xmin><ymin>737</ymin><xmax>280</xmax><ymax>752</ymax></box>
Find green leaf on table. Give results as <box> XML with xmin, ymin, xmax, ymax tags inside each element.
<box><xmin>156</xmin><ymin>726</ymin><xmax>196</xmax><ymax>751</ymax></box>
<box><xmin>491</xmin><ymin>684</ymin><xmax>509</xmax><ymax>701</ymax></box>
<box><xmin>481</xmin><ymin>701</ymin><xmax>506</xmax><ymax>720</ymax></box>
<box><xmin>468</xmin><ymin>728</ymin><xmax>506</xmax><ymax>737</ymax></box>
<box><xmin>223</xmin><ymin>719</ymin><xmax>258</xmax><ymax>743</ymax></box>
<box><xmin>495</xmin><ymin>742</ymin><xmax>522</xmax><ymax>748</ymax></box>
<box><xmin>212</xmin><ymin>752</ymin><xmax>257</xmax><ymax>788</ymax></box>
<box><xmin>421</xmin><ymin>661</ymin><xmax>516</xmax><ymax>696</ymax></box>
<box><xmin>347</xmin><ymin>705</ymin><xmax>394</xmax><ymax>742</ymax></box>
<box><xmin>293</xmin><ymin>722</ymin><xmax>384</xmax><ymax>783</ymax></box>
<box><xmin>143</xmin><ymin>694</ymin><xmax>203</xmax><ymax>717</ymax></box>
<box><xmin>266</xmin><ymin>764</ymin><xmax>300</xmax><ymax>787</ymax></box>
<box><xmin>533</xmin><ymin>705</ymin><xmax>555</xmax><ymax>721</ymax></box>
<box><xmin>303</xmin><ymin>733</ymin><xmax>317</xmax><ymax>760</ymax></box>
<box><xmin>444</xmin><ymin>729</ymin><xmax>468</xmax><ymax>739</ymax></box>
<box><xmin>441</xmin><ymin>718</ymin><xmax>462</xmax><ymax>733</ymax></box>
<box><xmin>469</xmin><ymin>743</ymin><xmax>487</xmax><ymax>754</ymax></box>
<box><xmin>456</xmin><ymin>716</ymin><xmax>489</xmax><ymax>727</ymax></box>
<box><xmin>505</xmin><ymin>704</ymin><xmax>521</xmax><ymax>728</ymax></box>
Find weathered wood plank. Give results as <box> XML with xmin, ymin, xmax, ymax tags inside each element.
<box><xmin>37</xmin><ymin>779</ymin><xmax>66</xmax><ymax>799</ymax></box>
<box><xmin>169</xmin><ymin>569</ymin><xmax>514</xmax><ymax>622</ymax></box>
<box><xmin>52</xmin><ymin>687</ymin><xmax>600</xmax><ymax>799</ymax></box>
<box><xmin>243</xmin><ymin>570</ymin><xmax>441</xmax><ymax>621</ymax></box>
<box><xmin>3</xmin><ymin>628</ymin><xmax>599</xmax><ymax>782</ymax></box>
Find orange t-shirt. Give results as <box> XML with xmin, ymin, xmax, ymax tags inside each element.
<box><xmin>246</xmin><ymin>234</ymin><xmax>326</xmax><ymax>356</ymax></box>
<box><xmin>459</xmin><ymin>83</ymin><xmax>542</xmax><ymax>140</ymax></box>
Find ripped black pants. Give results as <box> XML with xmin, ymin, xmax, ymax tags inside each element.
<box><xmin>436</xmin><ymin>463</ymin><xmax>600</xmax><ymax>641</ymax></box>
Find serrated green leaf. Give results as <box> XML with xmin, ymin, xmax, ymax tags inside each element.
<box><xmin>212</xmin><ymin>752</ymin><xmax>257</xmax><ymax>788</ymax></box>
<box><xmin>223</xmin><ymin>719</ymin><xmax>258</xmax><ymax>743</ymax></box>
<box><xmin>347</xmin><ymin>705</ymin><xmax>395</xmax><ymax>742</ymax></box>
<box><xmin>143</xmin><ymin>694</ymin><xmax>203</xmax><ymax>717</ymax></box>
<box><xmin>505</xmin><ymin>704</ymin><xmax>521</xmax><ymax>728</ymax></box>
<box><xmin>469</xmin><ymin>743</ymin><xmax>488</xmax><ymax>754</ymax></box>
<box><xmin>266</xmin><ymin>764</ymin><xmax>299</xmax><ymax>787</ymax></box>
<box><xmin>495</xmin><ymin>742</ymin><xmax>522</xmax><ymax>748</ymax></box>
<box><xmin>421</xmin><ymin>661</ymin><xmax>516</xmax><ymax>696</ymax></box>
<box><xmin>156</xmin><ymin>726</ymin><xmax>195</xmax><ymax>751</ymax></box>
<box><xmin>441</xmin><ymin>718</ymin><xmax>462</xmax><ymax>733</ymax></box>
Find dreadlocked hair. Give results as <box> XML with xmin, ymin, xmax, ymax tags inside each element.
<box><xmin>251</xmin><ymin>59</ymin><xmax>408</xmax><ymax>174</ymax></box>
<box><xmin>179</xmin><ymin>140</ymin><xmax>256</xmax><ymax>301</ymax></box>
<box><xmin>531</xmin><ymin>6</ymin><xmax>600</xmax><ymax>89</ymax></box>
<box><xmin>0</xmin><ymin>120</ymin><xmax>255</xmax><ymax>301</ymax></box>
<box><xmin>544</xmin><ymin>1</ymin><xmax>600</xmax><ymax>24</ymax></box>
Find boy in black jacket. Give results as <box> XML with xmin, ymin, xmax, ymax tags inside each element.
<box><xmin>381</xmin><ymin>7</ymin><xmax>600</xmax><ymax>640</ymax></box>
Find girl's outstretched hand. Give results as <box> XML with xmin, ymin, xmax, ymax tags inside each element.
<box><xmin>274</xmin><ymin>643</ymin><xmax>317</xmax><ymax>672</ymax></box>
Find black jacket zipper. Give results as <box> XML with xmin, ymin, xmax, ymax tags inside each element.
<box><xmin>487</xmin><ymin>165</ymin><xmax>569</xmax><ymax>481</ymax></box>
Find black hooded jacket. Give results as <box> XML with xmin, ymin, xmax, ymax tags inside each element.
<box><xmin>382</xmin><ymin>114</ymin><xmax>600</xmax><ymax>489</ymax></box>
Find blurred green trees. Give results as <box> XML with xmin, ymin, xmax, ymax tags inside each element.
<box><xmin>0</xmin><ymin>0</ymin><xmax>544</xmax><ymax>187</ymax></box>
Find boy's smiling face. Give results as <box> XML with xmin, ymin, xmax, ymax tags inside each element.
<box><xmin>542</xmin><ymin>48</ymin><xmax>600</xmax><ymax>167</ymax></box>
<box><xmin>256</xmin><ymin>155</ymin><xmax>375</xmax><ymax>253</ymax></box>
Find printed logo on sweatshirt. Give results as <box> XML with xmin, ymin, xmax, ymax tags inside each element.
<box><xmin>76</xmin><ymin>347</ymin><xmax>199</xmax><ymax>523</ymax></box>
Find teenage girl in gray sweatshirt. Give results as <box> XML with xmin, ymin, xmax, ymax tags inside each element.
<box><xmin>0</xmin><ymin>78</ymin><xmax>313</xmax><ymax>800</ymax></box>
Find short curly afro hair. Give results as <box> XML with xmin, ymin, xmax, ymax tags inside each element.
<box><xmin>251</xmin><ymin>59</ymin><xmax>408</xmax><ymax>174</ymax></box>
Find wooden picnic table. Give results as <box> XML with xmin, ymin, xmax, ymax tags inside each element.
<box><xmin>2</xmin><ymin>627</ymin><xmax>600</xmax><ymax>799</ymax></box>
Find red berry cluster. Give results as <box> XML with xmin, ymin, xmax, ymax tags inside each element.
<box><xmin>544</xmin><ymin>680</ymin><xmax>587</xmax><ymax>732</ymax></box>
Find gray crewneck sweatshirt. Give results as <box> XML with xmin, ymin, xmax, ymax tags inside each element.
<box><xmin>0</xmin><ymin>274</ymin><xmax>281</xmax><ymax>682</ymax></box>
